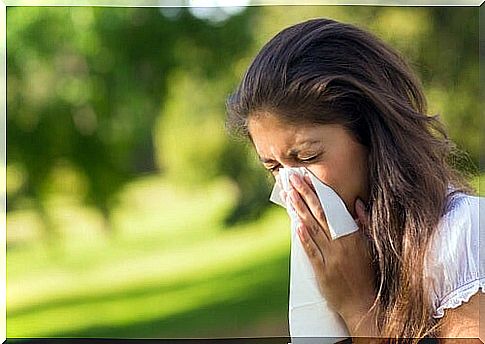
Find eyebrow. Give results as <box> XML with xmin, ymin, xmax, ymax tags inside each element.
<box><xmin>258</xmin><ymin>140</ymin><xmax>322</xmax><ymax>163</ymax></box>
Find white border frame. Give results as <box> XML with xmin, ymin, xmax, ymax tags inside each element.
<box><xmin>1</xmin><ymin>1</ymin><xmax>483</xmax><ymax>343</ymax></box>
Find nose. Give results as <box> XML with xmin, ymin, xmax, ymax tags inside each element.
<box><xmin>273</xmin><ymin>162</ymin><xmax>305</xmax><ymax>178</ymax></box>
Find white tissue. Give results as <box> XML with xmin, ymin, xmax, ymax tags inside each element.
<box><xmin>269</xmin><ymin>167</ymin><xmax>359</xmax><ymax>341</ymax></box>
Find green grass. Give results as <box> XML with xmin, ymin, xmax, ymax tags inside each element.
<box><xmin>7</xmin><ymin>176</ymin><xmax>291</xmax><ymax>338</ymax></box>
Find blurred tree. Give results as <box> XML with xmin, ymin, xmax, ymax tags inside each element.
<box><xmin>153</xmin><ymin>8</ymin><xmax>273</xmax><ymax>225</ymax></box>
<box><xmin>8</xmin><ymin>7</ymin><xmax>176</xmax><ymax>233</ymax></box>
<box><xmin>7</xmin><ymin>6</ymin><xmax>260</xmax><ymax>233</ymax></box>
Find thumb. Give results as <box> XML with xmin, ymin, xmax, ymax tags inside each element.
<box><xmin>355</xmin><ymin>198</ymin><xmax>368</xmax><ymax>228</ymax></box>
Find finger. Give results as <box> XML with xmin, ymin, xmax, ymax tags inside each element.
<box><xmin>355</xmin><ymin>198</ymin><xmax>369</xmax><ymax>228</ymax></box>
<box><xmin>289</xmin><ymin>174</ymin><xmax>330</xmax><ymax>242</ymax></box>
<box><xmin>303</xmin><ymin>174</ymin><xmax>316</xmax><ymax>192</ymax></box>
<box><xmin>297</xmin><ymin>224</ymin><xmax>326</xmax><ymax>269</ymax></box>
<box><xmin>289</xmin><ymin>187</ymin><xmax>330</xmax><ymax>249</ymax></box>
<box><xmin>290</xmin><ymin>174</ymin><xmax>327</xmax><ymax>225</ymax></box>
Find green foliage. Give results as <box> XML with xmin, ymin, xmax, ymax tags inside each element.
<box><xmin>8</xmin><ymin>7</ymin><xmax>178</xmax><ymax>217</ymax></box>
<box><xmin>7</xmin><ymin>7</ymin><xmax>258</xmax><ymax>227</ymax></box>
<box><xmin>155</xmin><ymin>70</ymin><xmax>230</xmax><ymax>184</ymax></box>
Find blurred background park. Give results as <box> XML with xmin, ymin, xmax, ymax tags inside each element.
<box><xmin>6</xmin><ymin>5</ymin><xmax>483</xmax><ymax>339</ymax></box>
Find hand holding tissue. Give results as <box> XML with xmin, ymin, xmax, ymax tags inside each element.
<box><xmin>269</xmin><ymin>167</ymin><xmax>360</xmax><ymax>341</ymax></box>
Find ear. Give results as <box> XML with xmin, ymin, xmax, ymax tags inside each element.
<box><xmin>354</xmin><ymin>198</ymin><xmax>368</xmax><ymax>228</ymax></box>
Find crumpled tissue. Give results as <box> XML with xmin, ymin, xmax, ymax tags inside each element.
<box><xmin>269</xmin><ymin>167</ymin><xmax>359</xmax><ymax>343</ymax></box>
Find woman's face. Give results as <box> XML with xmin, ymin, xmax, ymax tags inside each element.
<box><xmin>248</xmin><ymin>113</ymin><xmax>370</xmax><ymax>217</ymax></box>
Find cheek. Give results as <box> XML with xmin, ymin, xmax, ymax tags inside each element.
<box><xmin>309</xmin><ymin>165</ymin><xmax>333</xmax><ymax>187</ymax></box>
<box><xmin>309</xmin><ymin>153</ymin><xmax>367</xmax><ymax>213</ymax></box>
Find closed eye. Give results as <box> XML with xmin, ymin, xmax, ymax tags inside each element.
<box><xmin>299</xmin><ymin>155</ymin><xmax>319</xmax><ymax>163</ymax></box>
<box><xmin>265</xmin><ymin>155</ymin><xmax>319</xmax><ymax>173</ymax></box>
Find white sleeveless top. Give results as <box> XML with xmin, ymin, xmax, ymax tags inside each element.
<box><xmin>424</xmin><ymin>192</ymin><xmax>485</xmax><ymax>318</ymax></box>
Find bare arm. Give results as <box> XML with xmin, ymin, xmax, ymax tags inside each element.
<box><xmin>437</xmin><ymin>291</ymin><xmax>482</xmax><ymax>344</ymax></box>
<box><xmin>341</xmin><ymin>291</ymin><xmax>483</xmax><ymax>343</ymax></box>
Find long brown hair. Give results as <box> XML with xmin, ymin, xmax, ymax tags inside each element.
<box><xmin>225</xmin><ymin>18</ymin><xmax>474</xmax><ymax>341</ymax></box>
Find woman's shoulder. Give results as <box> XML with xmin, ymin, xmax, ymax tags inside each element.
<box><xmin>436</xmin><ymin>192</ymin><xmax>481</xmax><ymax>251</ymax></box>
<box><xmin>424</xmin><ymin>191</ymin><xmax>485</xmax><ymax>319</ymax></box>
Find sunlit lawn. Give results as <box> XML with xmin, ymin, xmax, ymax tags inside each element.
<box><xmin>7</xmin><ymin>173</ymin><xmax>483</xmax><ymax>338</ymax></box>
<box><xmin>7</xmin><ymin>176</ymin><xmax>291</xmax><ymax>338</ymax></box>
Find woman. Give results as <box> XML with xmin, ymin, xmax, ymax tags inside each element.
<box><xmin>225</xmin><ymin>18</ymin><xmax>483</xmax><ymax>341</ymax></box>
